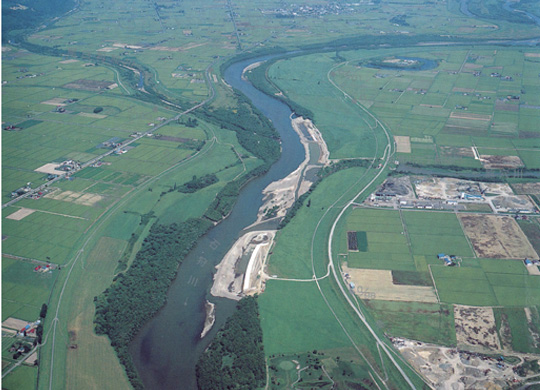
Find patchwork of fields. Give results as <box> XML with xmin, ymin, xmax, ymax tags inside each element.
<box><xmin>2</xmin><ymin>45</ymin><xmax>254</xmax><ymax>389</ymax></box>
<box><xmin>271</xmin><ymin>47</ymin><xmax>540</xmax><ymax>169</ymax></box>
<box><xmin>4</xmin><ymin>0</ymin><xmax>540</xmax><ymax>387</ymax></box>
<box><xmin>338</xmin><ymin>206</ymin><xmax>540</xmax><ymax>355</ymax></box>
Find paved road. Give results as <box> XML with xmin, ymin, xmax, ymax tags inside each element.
<box><xmin>319</xmin><ymin>61</ymin><xmax>421</xmax><ymax>389</ymax></box>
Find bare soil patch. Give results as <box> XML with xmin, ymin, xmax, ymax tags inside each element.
<box><xmin>439</xmin><ymin>146</ymin><xmax>474</xmax><ymax>158</ymax></box>
<box><xmin>63</xmin><ymin>79</ymin><xmax>116</xmax><ymax>91</ymax></box>
<box><xmin>512</xmin><ymin>182</ymin><xmax>540</xmax><ymax>195</ymax></box>
<box><xmin>96</xmin><ymin>47</ymin><xmax>118</xmax><ymax>52</ymax></box>
<box><xmin>77</xmin><ymin>112</ymin><xmax>107</xmax><ymax>119</ymax></box>
<box><xmin>347</xmin><ymin>232</ymin><xmax>358</xmax><ymax>251</ymax></box>
<box><xmin>454</xmin><ymin>305</ymin><xmax>501</xmax><ymax>351</ymax></box>
<box><xmin>450</xmin><ymin>112</ymin><xmax>492</xmax><ymax>121</ymax></box>
<box><xmin>491</xmin><ymin>195</ymin><xmax>536</xmax><ymax>213</ymax></box>
<box><xmin>394</xmin><ymin>136</ymin><xmax>411</xmax><ymax>153</ymax></box>
<box><xmin>495</xmin><ymin>100</ymin><xmax>519</xmax><ymax>112</ymax></box>
<box><xmin>40</xmin><ymin>97</ymin><xmax>67</xmax><ymax>106</ymax></box>
<box><xmin>480</xmin><ymin>155</ymin><xmax>523</xmax><ymax>169</ymax></box>
<box><xmin>460</xmin><ymin>214</ymin><xmax>538</xmax><ymax>259</ymax></box>
<box><xmin>342</xmin><ymin>264</ymin><xmax>438</xmax><ymax>303</ymax></box>
<box><xmin>394</xmin><ymin>337</ymin><xmax>521</xmax><ymax>389</ymax></box>
<box><xmin>59</xmin><ymin>59</ymin><xmax>79</xmax><ymax>64</ymax></box>
<box><xmin>414</xmin><ymin>177</ymin><xmax>512</xmax><ymax>200</ymax></box>
<box><xmin>44</xmin><ymin>190</ymin><xmax>103</xmax><ymax>206</ymax></box>
<box><xmin>25</xmin><ymin>352</ymin><xmax>38</xmax><ymax>365</ymax></box>
<box><xmin>6</xmin><ymin>208</ymin><xmax>36</xmax><ymax>221</ymax></box>
<box><xmin>34</xmin><ymin>162</ymin><xmax>65</xmax><ymax>175</ymax></box>
<box><xmin>2</xmin><ymin>318</ymin><xmax>29</xmax><ymax>331</ymax></box>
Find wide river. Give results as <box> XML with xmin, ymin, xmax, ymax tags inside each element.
<box><xmin>129</xmin><ymin>55</ymin><xmax>305</xmax><ymax>389</ymax></box>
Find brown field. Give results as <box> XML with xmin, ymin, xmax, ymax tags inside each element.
<box><xmin>342</xmin><ymin>265</ymin><xmax>438</xmax><ymax>303</ymax></box>
<box><xmin>63</xmin><ymin>79</ymin><xmax>116</xmax><ymax>91</ymax></box>
<box><xmin>347</xmin><ymin>232</ymin><xmax>358</xmax><ymax>251</ymax></box>
<box><xmin>2</xmin><ymin>318</ymin><xmax>29</xmax><ymax>331</ymax></box>
<box><xmin>40</xmin><ymin>97</ymin><xmax>67</xmax><ymax>106</ymax></box>
<box><xmin>450</xmin><ymin>112</ymin><xmax>492</xmax><ymax>121</ymax></box>
<box><xmin>44</xmin><ymin>190</ymin><xmax>103</xmax><ymax>206</ymax></box>
<box><xmin>150</xmin><ymin>42</ymin><xmax>208</xmax><ymax>52</ymax></box>
<box><xmin>480</xmin><ymin>155</ymin><xmax>523</xmax><ymax>169</ymax></box>
<box><xmin>34</xmin><ymin>162</ymin><xmax>66</xmax><ymax>175</ymax></box>
<box><xmin>394</xmin><ymin>136</ymin><xmax>411</xmax><ymax>153</ymax></box>
<box><xmin>454</xmin><ymin>305</ymin><xmax>501</xmax><ymax>351</ymax></box>
<box><xmin>512</xmin><ymin>182</ymin><xmax>540</xmax><ymax>195</ymax></box>
<box><xmin>77</xmin><ymin>112</ymin><xmax>107</xmax><ymax>119</ymax></box>
<box><xmin>439</xmin><ymin>146</ymin><xmax>474</xmax><ymax>158</ymax></box>
<box><xmin>6</xmin><ymin>208</ymin><xmax>36</xmax><ymax>221</ymax></box>
<box><xmin>59</xmin><ymin>59</ymin><xmax>79</xmax><ymax>64</ymax></box>
<box><xmin>460</xmin><ymin>214</ymin><xmax>538</xmax><ymax>259</ymax></box>
<box><xmin>495</xmin><ymin>100</ymin><xmax>519</xmax><ymax>112</ymax></box>
<box><xmin>25</xmin><ymin>352</ymin><xmax>38</xmax><ymax>365</ymax></box>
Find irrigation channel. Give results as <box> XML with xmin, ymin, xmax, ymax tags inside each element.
<box><xmin>129</xmin><ymin>55</ymin><xmax>305</xmax><ymax>389</ymax></box>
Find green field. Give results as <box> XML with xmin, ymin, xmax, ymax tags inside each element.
<box><xmin>2</xmin><ymin>257</ymin><xmax>57</xmax><ymax>322</ymax></box>
<box><xmin>4</xmin><ymin>0</ymin><xmax>540</xmax><ymax>387</ymax></box>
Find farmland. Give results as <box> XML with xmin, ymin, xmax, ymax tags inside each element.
<box><xmin>2</xmin><ymin>39</ymin><xmax>260</xmax><ymax>389</ymax></box>
<box><xmin>3</xmin><ymin>0</ymin><xmax>540</xmax><ymax>388</ymax></box>
<box><xmin>267</xmin><ymin>47</ymin><xmax>540</xmax><ymax>170</ymax></box>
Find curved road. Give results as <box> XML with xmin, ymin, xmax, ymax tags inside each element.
<box><xmin>314</xmin><ymin>60</ymin><xmax>423</xmax><ymax>388</ymax></box>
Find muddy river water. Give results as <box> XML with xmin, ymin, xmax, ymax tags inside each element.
<box><xmin>129</xmin><ymin>55</ymin><xmax>305</xmax><ymax>389</ymax></box>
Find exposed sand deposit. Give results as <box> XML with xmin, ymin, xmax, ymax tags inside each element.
<box><xmin>211</xmin><ymin>231</ymin><xmax>275</xmax><ymax>300</ymax></box>
<box><xmin>253</xmin><ymin>117</ymin><xmax>328</xmax><ymax>225</ymax></box>
<box><xmin>200</xmin><ymin>301</ymin><xmax>216</xmax><ymax>339</ymax></box>
<box><xmin>241</xmin><ymin>61</ymin><xmax>264</xmax><ymax>80</ymax></box>
<box><xmin>293</xmin><ymin>117</ymin><xmax>329</xmax><ymax>165</ymax></box>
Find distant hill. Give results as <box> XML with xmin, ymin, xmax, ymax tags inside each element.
<box><xmin>2</xmin><ymin>0</ymin><xmax>76</xmax><ymax>42</ymax></box>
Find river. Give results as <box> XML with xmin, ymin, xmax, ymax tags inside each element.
<box><xmin>129</xmin><ymin>55</ymin><xmax>305</xmax><ymax>389</ymax></box>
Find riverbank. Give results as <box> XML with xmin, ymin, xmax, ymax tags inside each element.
<box><xmin>250</xmin><ymin>116</ymin><xmax>329</xmax><ymax>226</ymax></box>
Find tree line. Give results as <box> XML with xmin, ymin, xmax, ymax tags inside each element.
<box><xmin>196</xmin><ymin>296</ymin><xmax>266</xmax><ymax>390</ymax></box>
<box><xmin>94</xmin><ymin>218</ymin><xmax>214</xmax><ymax>389</ymax></box>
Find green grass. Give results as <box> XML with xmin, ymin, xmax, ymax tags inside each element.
<box><xmin>339</xmin><ymin>208</ymin><xmax>413</xmax><ymax>270</ymax></box>
<box><xmin>355</xmin><ymin>231</ymin><xmax>368</xmax><ymax>252</ymax></box>
<box><xmin>365</xmin><ymin>301</ymin><xmax>456</xmax><ymax>346</ymax></box>
<box><xmin>494</xmin><ymin>307</ymin><xmax>540</xmax><ymax>354</ymax></box>
<box><xmin>431</xmin><ymin>266</ymin><xmax>498</xmax><ymax>306</ymax></box>
<box><xmin>259</xmin><ymin>281</ymin><xmax>351</xmax><ymax>355</ymax></box>
<box><xmin>402</xmin><ymin>211</ymin><xmax>474</xmax><ymax>257</ymax></box>
<box><xmin>267</xmin><ymin>167</ymin><xmax>368</xmax><ymax>279</ymax></box>
<box><xmin>2</xmin><ymin>365</ymin><xmax>38</xmax><ymax>390</ymax></box>
<box><xmin>2</xmin><ymin>257</ymin><xmax>58</xmax><ymax>321</ymax></box>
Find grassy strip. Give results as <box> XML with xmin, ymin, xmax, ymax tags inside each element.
<box><xmin>196</xmin><ymin>296</ymin><xmax>266</xmax><ymax>390</ymax></box>
<box><xmin>246</xmin><ymin>61</ymin><xmax>314</xmax><ymax>119</ymax></box>
<box><xmin>278</xmin><ymin>159</ymin><xmax>371</xmax><ymax>229</ymax></box>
